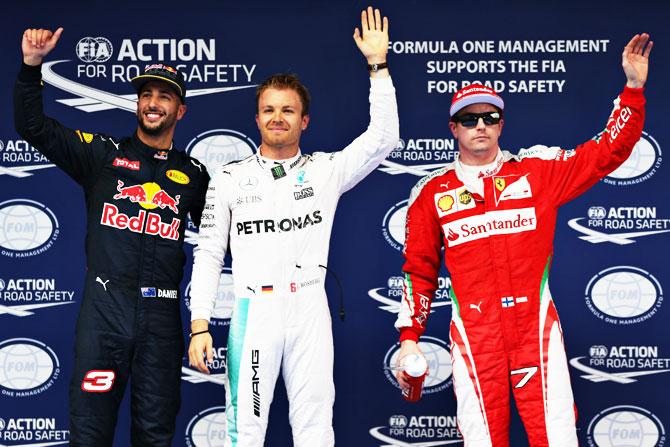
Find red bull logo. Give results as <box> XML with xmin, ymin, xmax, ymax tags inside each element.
<box><xmin>145</xmin><ymin>63</ymin><xmax>178</xmax><ymax>74</ymax></box>
<box><xmin>113</xmin><ymin>180</ymin><xmax>180</xmax><ymax>214</ymax></box>
<box><xmin>114</xmin><ymin>180</ymin><xmax>147</xmax><ymax>203</ymax></box>
<box><xmin>100</xmin><ymin>203</ymin><xmax>180</xmax><ymax>241</ymax></box>
<box><xmin>151</xmin><ymin>190</ymin><xmax>180</xmax><ymax>214</ymax></box>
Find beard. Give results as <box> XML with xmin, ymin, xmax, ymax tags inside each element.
<box><xmin>136</xmin><ymin>111</ymin><xmax>176</xmax><ymax>136</ymax></box>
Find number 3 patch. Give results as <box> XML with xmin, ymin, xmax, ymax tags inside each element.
<box><xmin>81</xmin><ymin>370</ymin><xmax>116</xmax><ymax>392</ymax></box>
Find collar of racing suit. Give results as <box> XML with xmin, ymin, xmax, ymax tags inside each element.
<box><xmin>256</xmin><ymin>149</ymin><xmax>304</xmax><ymax>178</ymax></box>
<box><xmin>131</xmin><ymin>132</ymin><xmax>174</xmax><ymax>159</ymax></box>
<box><xmin>455</xmin><ymin>148</ymin><xmax>504</xmax><ymax>197</ymax></box>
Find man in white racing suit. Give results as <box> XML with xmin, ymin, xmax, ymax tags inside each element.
<box><xmin>187</xmin><ymin>7</ymin><xmax>399</xmax><ymax>446</ymax></box>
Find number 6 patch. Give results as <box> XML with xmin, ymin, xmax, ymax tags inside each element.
<box><xmin>82</xmin><ymin>370</ymin><xmax>116</xmax><ymax>392</ymax></box>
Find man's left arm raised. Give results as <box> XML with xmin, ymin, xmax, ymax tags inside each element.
<box><xmin>334</xmin><ymin>6</ymin><xmax>400</xmax><ymax>194</ymax></box>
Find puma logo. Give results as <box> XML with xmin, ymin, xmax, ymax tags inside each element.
<box><xmin>96</xmin><ymin>277</ymin><xmax>110</xmax><ymax>291</ymax></box>
<box><xmin>469</xmin><ymin>301</ymin><xmax>482</xmax><ymax>313</ymax></box>
<box><xmin>191</xmin><ymin>159</ymin><xmax>203</xmax><ymax>172</ymax></box>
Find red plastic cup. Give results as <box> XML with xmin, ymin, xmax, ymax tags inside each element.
<box><xmin>401</xmin><ymin>354</ymin><xmax>428</xmax><ymax>402</ymax></box>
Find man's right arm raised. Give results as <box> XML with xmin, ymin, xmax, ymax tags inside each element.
<box><xmin>15</xmin><ymin>27</ymin><xmax>107</xmax><ymax>187</ymax></box>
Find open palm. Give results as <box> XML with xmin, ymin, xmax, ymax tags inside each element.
<box><xmin>353</xmin><ymin>7</ymin><xmax>388</xmax><ymax>64</ymax></box>
<box><xmin>622</xmin><ymin>33</ymin><xmax>652</xmax><ymax>88</ymax></box>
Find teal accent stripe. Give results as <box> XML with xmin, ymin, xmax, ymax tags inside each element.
<box><xmin>226</xmin><ymin>298</ymin><xmax>250</xmax><ymax>447</ymax></box>
<box><xmin>539</xmin><ymin>255</ymin><xmax>552</xmax><ymax>303</ymax></box>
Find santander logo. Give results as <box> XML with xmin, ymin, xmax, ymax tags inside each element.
<box><xmin>457</xmin><ymin>86</ymin><xmax>495</xmax><ymax>98</ymax></box>
<box><xmin>447</xmin><ymin>229</ymin><xmax>459</xmax><ymax>242</ymax></box>
<box><xmin>443</xmin><ymin>208</ymin><xmax>536</xmax><ymax>247</ymax></box>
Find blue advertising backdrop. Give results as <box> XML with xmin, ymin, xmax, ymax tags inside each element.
<box><xmin>1</xmin><ymin>1</ymin><xmax>668</xmax><ymax>446</ymax></box>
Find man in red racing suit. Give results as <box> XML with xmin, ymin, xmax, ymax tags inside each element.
<box><xmin>394</xmin><ymin>34</ymin><xmax>652</xmax><ymax>446</ymax></box>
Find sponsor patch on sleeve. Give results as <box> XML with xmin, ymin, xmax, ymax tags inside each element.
<box><xmin>75</xmin><ymin>130</ymin><xmax>94</xmax><ymax>143</ymax></box>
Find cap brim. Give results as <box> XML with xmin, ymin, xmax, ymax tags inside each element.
<box><xmin>450</xmin><ymin>94</ymin><xmax>504</xmax><ymax>117</ymax></box>
<box><xmin>130</xmin><ymin>74</ymin><xmax>184</xmax><ymax>99</ymax></box>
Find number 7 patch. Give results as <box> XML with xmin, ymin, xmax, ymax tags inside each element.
<box><xmin>510</xmin><ymin>366</ymin><xmax>538</xmax><ymax>389</ymax></box>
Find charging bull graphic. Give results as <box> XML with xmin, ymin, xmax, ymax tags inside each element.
<box><xmin>113</xmin><ymin>180</ymin><xmax>180</xmax><ymax>214</ymax></box>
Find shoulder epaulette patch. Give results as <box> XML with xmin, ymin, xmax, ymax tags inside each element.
<box><xmin>75</xmin><ymin>130</ymin><xmax>94</xmax><ymax>144</ymax></box>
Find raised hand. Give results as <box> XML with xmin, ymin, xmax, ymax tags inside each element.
<box><xmin>22</xmin><ymin>27</ymin><xmax>63</xmax><ymax>66</ymax></box>
<box><xmin>353</xmin><ymin>6</ymin><xmax>389</xmax><ymax>65</ymax></box>
<box><xmin>622</xmin><ymin>33</ymin><xmax>652</xmax><ymax>89</ymax></box>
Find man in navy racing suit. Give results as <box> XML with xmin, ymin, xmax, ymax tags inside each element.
<box><xmin>14</xmin><ymin>27</ymin><xmax>210</xmax><ymax>446</ymax></box>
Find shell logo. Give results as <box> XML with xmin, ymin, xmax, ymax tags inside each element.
<box><xmin>437</xmin><ymin>194</ymin><xmax>454</xmax><ymax>212</ymax></box>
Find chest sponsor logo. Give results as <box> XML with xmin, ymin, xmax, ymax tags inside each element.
<box><xmin>112</xmin><ymin>157</ymin><xmax>140</xmax><ymax>171</ymax></box>
<box><xmin>493</xmin><ymin>173</ymin><xmax>532</xmax><ymax>206</ymax></box>
<box><xmin>458</xmin><ymin>189</ymin><xmax>472</xmax><ymax>205</ymax></box>
<box><xmin>296</xmin><ymin>169</ymin><xmax>306</xmax><ymax>184</ymax></box>
<box><xmin>443</xmin><ymin>207</ymin><xmax>536</xmax><ymax>247</ymax></box>
<box><xmin>434</xmin><ymin>187</ymin><xmax>476</xmax><ymax>218</ymax></box>
<box><xmin>239</xmin><ymin>176</ymin><xmax>259</xmax><ymax>191</ymax></box>
<box><xmin>294</xmin><ymin>187</ymin><xmax>314</xmax><ymax>201</ymax></box>
<box><xmin>235</xmin><ymin>195</ymin><xmax>262</xmax><ymax>206</ymax></box>
<box><xmin>100</xmin><ymin>203</ymin><xmax>181</xmax><ymax>241</ymax></box>
<box><xmin>236</xmin><ymin>210</ymin><xmax>322</xmax><ymax>235</ymax></box>
<box><xmin>113</xmin><ymin>181</ymin><xmax>180</xmax><ymax>214</ymax></box>
<box><xmin>166</xmin><ymin>170</ymin><xmax>190</xmax><ymax>185</ymax></box>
